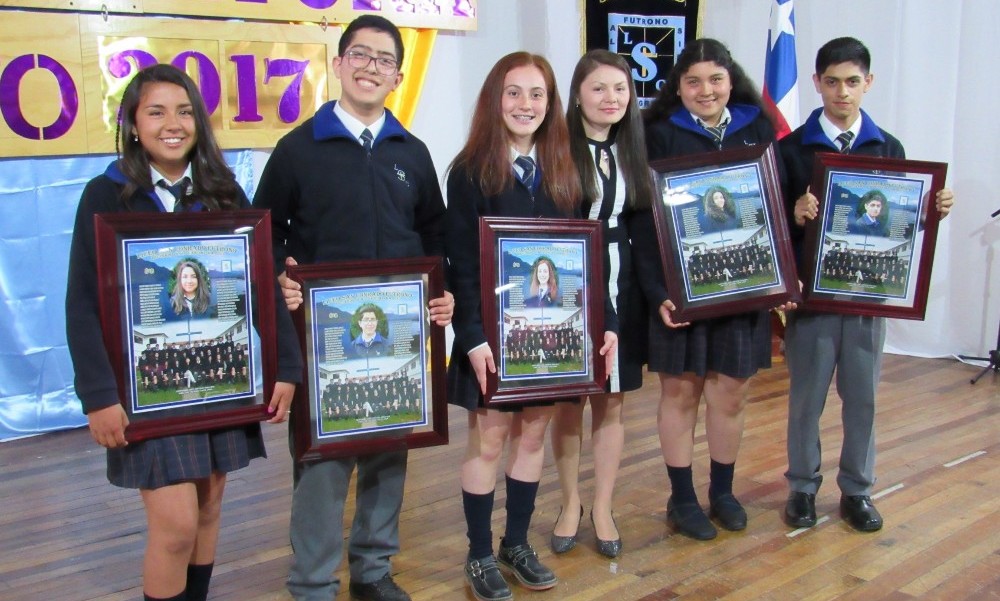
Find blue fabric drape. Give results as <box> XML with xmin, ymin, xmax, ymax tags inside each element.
<box><xmin>0</xmin><ymin>151</ymin><xmax>256</xmax><ymax>441</ymax></box>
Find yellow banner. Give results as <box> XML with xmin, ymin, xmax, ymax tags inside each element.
<box><xmin>0</xmin><ymin>11</ymin><xmax>436</xmax><ymax>158</ymax></box>
<box><xmin>0</xmin><ymin>0</ymin><xmax>478</xmax><ymax>31</ymax></box>
<box><xmin>0</xmin><ymin>11</ymin><xmax>89</xmax><ymax>157</ymax></box>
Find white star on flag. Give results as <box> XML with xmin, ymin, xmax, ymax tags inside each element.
<box><xmin>770</xmin><ymin>0</ymin><xmax>795</xmax><ymax>50</ymax></box>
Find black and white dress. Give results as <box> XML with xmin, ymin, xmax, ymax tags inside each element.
<box><xmin>586</xmin><ymin>138</ymin><xmax>647</xmax><ymax>393</ymax></box>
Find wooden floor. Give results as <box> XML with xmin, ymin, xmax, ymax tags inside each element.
<box><xmin>1</xmin><ymin>355</ymin><xmax>998</xmax><ymax>601</ymax></box>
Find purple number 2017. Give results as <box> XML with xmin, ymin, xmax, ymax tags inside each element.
<box><xmin>0</xmin><ymin>45</ymin><xmax>316</xmax><ymax>142</ymax></box>
<box><xmin>231</xmin><ymin>55</ymin><xmax>310</xmax><ymax>124</ymax></box>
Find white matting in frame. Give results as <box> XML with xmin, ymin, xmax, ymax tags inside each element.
<box><xmin>122</xmin><ymin>234</ymin><xmax>257</xmax><ymax>414</ymax></box>
<box><xmin>812</xmin><ymin>170</ymin><xmax>928</xmax><ymax>303</ymax></box>
<box><xmin>306</xmin><ymin>280</ymin><xmax>430</xmax><ymax>442</ymax></box>
<box><xmin>496</xmin><ymin>237</ymin><xmax>592</xmax><ymax>388</ymax></box>
<box><xmin>661</xmin><ymin>161</ymin><xmax>784</xmax><ymax>304</ymax></box>
<box><xmin>802</xmin><ymin>152</ymin><xmax>947</xmax><ymax>319</ymax></box>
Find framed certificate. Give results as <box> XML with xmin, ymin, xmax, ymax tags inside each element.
<box><xmin>802</xmin><ymin>153</ymin><xmax>947</xmax><ymax>319</ymax></box>
<box><xmin>93</xmin><ymin>210</ymin><xmax>278</xmax><ymax>442</ymax></box>
<box><xmin>286</xmin><ymin>257</ymin><xmax>448</xmax><ymax>461</ymax></box>
<box><xmin>649</xmin><ymin>143</ymin><xmax>800</xmax><ymax>322</ymax></box>
<box><xmin>479</xmin><ymin>217</ymin><xmax>606</xmax><ymax>407</ymax></box>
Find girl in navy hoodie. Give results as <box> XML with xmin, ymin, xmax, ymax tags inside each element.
<box><xmin>66</xmin><ymin>64</ymin><xmax>300</xmax><ymax>601</ymax></box>
<box><xmin>636</xmin><ymin>39</ymin><xmax>778</xmax><ymax>541</ymax></box>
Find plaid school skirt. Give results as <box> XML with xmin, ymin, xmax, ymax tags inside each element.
<box><xmin>647</xmin><ymin>308</ymin><xmax>771</xmax><ymax>379</ymax></box>
<box><xmin>106</xmin><ymin>425</ymin><xmax>265</xmax><ymax>489</ymax></box>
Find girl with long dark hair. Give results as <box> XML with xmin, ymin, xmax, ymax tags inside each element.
<box><xmin>635</xmin><ymin>39</ymin><xmax>780</xmax><ymax>541</ymax></box>
<box><xmin>550</xmin><ymin>49</ymin><xmax>653</xmax><ymax>559</ymax></box>
<box><xmin>66</xmin><ymin>64</ymin><xmax>301</xmax><ymax>601</ymax></box>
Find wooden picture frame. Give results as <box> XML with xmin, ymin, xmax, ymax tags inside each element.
<box><xmin>479</xmin><ymin>217</ymin><xmax>607</xmax><ymax>407</ymax></box>
<box><xmin>286</xmin><ymin>257</ymin><xmax>448</xmax><ymax>461</ymax></box>
<box><xmin>802</xmin><ymin>153</ymin><xmax>947</xmax><ymax>319</ymax></box>
<box><xmin>93</xmin><ymin>210</ymin><xmax>277</xmax><ymax>442</ymax></box>
<box><xmin>649</xmin><ymin>143</ymin><xmax>800</xmax><ymax>322</ymax></box>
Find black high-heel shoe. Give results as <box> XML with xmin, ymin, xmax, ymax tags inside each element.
<box><xmin>550</xmin><ymin>505</ymin><xmax>582</xmax><ymax>554</ymax></box>
<box><xmin>591</xmin><ymin>510</ymin><xmax>622</xmax><ymax>558</ymax></box>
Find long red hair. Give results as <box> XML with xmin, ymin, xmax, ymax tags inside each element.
<box><xmin>450</xmin><ymin>52</ymin><xmax>581</xmax><ymax>215</ymax></box>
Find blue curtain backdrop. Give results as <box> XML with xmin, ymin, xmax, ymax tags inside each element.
<box><xmin>0</xmin><ymin>151</ymin><xmax>256</xmax><ymax>441</ymax></box>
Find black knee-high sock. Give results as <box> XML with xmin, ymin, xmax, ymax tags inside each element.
<box><xmin>666</xmin><ymin>464</ymin><xmax>697</xmax><ymax>505</ymax></box>
<box><xmin>463</xmin><ymin>489</ymin><xmax>496</xmax><ymax>560</ymax></box>
<box><xmin>502</xmin><ymin>475</ymin><xmax>539</xmax><ymax>548</ymax></box>
<box><xmin>143</xmin><ymin>592</ymin><xmax>186</xmax><ymax>601</ymax></box>
<box><xmin>185</xmin><ymin>563</ymin><xmax>214</xmax><ymax>601</ymax></box>
<box><xmin>709</xmin><ymin>459</ymin><xmax>735</xmax><ymax>501</ymax></box>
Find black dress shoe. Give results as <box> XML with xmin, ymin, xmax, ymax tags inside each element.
<box><xmin>591</xmin><ymin>510</ymin><xmax>622</xmax><ymax>558</ymax></box>
<box><xmin>709</xmin><ymin>493</ymin><xmax>747</xmax><ymax>531</ymax></box>
<box><xmin>667</xmin><ymin>497</ymin><xmax>717</xmax><ymax>540</ymax></box>
<box><xmin>784</xmin><ymin>491</ymin><xmax>817</xmax><ymax>528</ymax></box>
<box><xmin>465</xmin><ymin>556</ymin><xmax>512</xmax><ymax>601</ymax></box>
<box><xmin>349</xmin><ymin>574</ymin><xmax>411</xmax><ymax>601</ymax></box>
<box><xmin>550</xmin><ymin>505</ymin><xmax>582</xmax><ymax>554</ymax></box>
<box><xmin>840</xmin><ymin>495</ymin><xmax>883</xmax><ymax>532</ymax></box>
<box><xmin>497</xmin><ymin>541</ymin><xmax>558</xmax><ymax>590</ymax></box>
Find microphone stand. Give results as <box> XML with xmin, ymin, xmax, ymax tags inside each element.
<box><xmin>959</xmin><ymin>322</ymin><xmax>1000</xmax><ymax>384</ymax></box>
<box><xmin>958</xmin><ymin>207</ymin><xmax>1000</xmax><ymax>383</ymax></box>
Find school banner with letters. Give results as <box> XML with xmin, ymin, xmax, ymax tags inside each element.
<box><xmin>0</xmin><ymin>0</ymin><xmax>478</xmax><ymax>31</ymax></box>
<box><xmin>583</xmin><ymin>0</ymin><xmax>702</xmax><ymax>108</ymax></box>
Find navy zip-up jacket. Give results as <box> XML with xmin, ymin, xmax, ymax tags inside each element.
<box><xmin>253</xmin><ymin>101</ymin><xmax>446</xmax><ymax>267</ymax></box>
<box><xmin>779</xmin><ymin>107</ymin><xmax>905</xmax><ymax>269</ymax></box>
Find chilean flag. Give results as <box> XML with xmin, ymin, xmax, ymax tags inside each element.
<box><xmin>763</xmin><ymin>0</ymin><xmax>798</xmax><ymax>139</ymax></box>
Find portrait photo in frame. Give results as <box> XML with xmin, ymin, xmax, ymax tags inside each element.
<box><xmin>649</xmin><ymin>143</ymin><xmax>800</xmax><ymax>322</ymax></box>
<box><xmin>479</xmin><ymin>217</ymin><xmax>607</xmax><ymax>407</ymax></box>
<box><xmin>802</xmin><ymin>152</ymin><xmax>947</xmax><ymax>319</ymax></box>
<box><xmin>286</xmin><ymin>257</ymin><xmax>447</xmax><ymax>462</ymax></box>
<box><xmin>93</xmin><ymin>210</ymin><xmax>278</xmax><ymax>442</ymax></box>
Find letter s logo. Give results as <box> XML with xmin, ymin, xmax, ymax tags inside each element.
<box><xmin>631</xmin><ymin>42</ymin><xmax>657</xmax><ymax>82</ymax></box>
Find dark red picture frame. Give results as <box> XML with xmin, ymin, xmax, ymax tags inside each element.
<box><xmin>93</xmin><ymin>210</ymin><xmax>278</xmax><ymax>442</ymax></box>
<box><xmin>479</xmin><ymin>217</ymin><xmax>607</xmax><ymax>407</ymax></box>
<box><xmin>286</xmin><ymin>257</ymin><xmax>448</xmax><ymax>461</ymax></box>
<box><xmin>649</xmin><ymin>143</ymin><xmax>800</xmax><ymax>322</ymax></box>
<box><xmin>802</xmin><ymin>153</ymin><xmax>947</xmax><ymax>319</ymax></box>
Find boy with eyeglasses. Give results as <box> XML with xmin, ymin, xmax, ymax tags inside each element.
<box><xmin>254</xmin><ymin>14</ymin><xmax>453</xmax><ymax>601</ymax></box>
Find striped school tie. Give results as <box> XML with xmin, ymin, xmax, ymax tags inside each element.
<box><xmin>836</xmin><ymin>131</ymin><xmax>855</xmax><ymax>153</ymax></box>
<box><xmin>514</xmin><ymin>155</ymin><xmax>535</xmax><ymax>188</ymax></box>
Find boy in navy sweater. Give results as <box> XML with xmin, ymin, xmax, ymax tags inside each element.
<box><xmin>253</xmin><ymin>15</ymin><xmax>453</xmax><ymax>601</ymax></box>
<box><xmin>779</xmin><ymin>37</ymin><xmax>953</xmax><ymax>533</ymax></box>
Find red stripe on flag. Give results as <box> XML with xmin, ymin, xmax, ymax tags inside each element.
<box><xmin>762</xmin><ymin>88</ymin><xmax>792</xmax><ymax>139</ymax></box>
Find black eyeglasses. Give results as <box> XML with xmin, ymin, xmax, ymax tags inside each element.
<box><xmin>342</xmin><ymin>50</ymin><xmax>399</xmax><ymax>75</ymax></box>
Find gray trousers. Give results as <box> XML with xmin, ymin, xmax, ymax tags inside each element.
<box><xmin>784</xmin><ymin>312</ymin><xmax>886</xmax><ymax>496</ymax></box>
<box><xmin>287</xmin><ymin>450</ymin><xmax>408</xmax><ymax>601</ymax></box>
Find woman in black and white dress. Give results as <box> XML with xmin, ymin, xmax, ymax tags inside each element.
<box><xmin>550</xmin><ymin>49</ymin><xmax>653</xmax><ymax>558</ymax></box>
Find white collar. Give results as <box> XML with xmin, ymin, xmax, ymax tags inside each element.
<box><xmin>694</xmin><ymin>107</ymin><xmax>732</xmax><ymax>130</ymax></box>
<box><xmin>334</xmin><ymin>101</ymin><xmax>386</xmax><ymax>142</ymax></box>
<box><xmin>150</xmin><ymin>164</ymin><xmax>192</xmax><ymax>212</ymax></box>
<box><xmin>149</xmin><ymin>163</ymin><xmax>192</xmax><ymax>187</ymax></box>
<box><xmin>509</xmin><ymin>145</ymin><xmax>537</xmax><ymax>163</ymax></box>
<box><xmin>818</xmin><ymin>111</ymin><xmax>862</xmax><ymax>147</ymax></box>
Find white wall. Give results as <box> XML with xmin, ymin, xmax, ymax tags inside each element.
<box><xmin>409</xmin><ymin>0</ymin><xmax>585</xmax><ymax>178</ymax></box>
<box><xmin>263</xmin><ymin>0</ymin><xmax>999</xmax><ymax>360</ymax></box>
